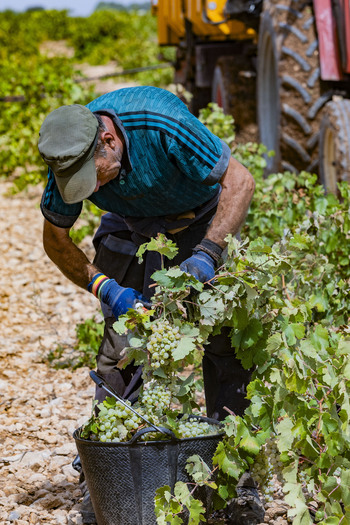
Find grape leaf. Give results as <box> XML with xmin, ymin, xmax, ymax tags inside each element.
<box><xmin>152</xmin><ymin>268</ymin><xmax>203</xmax><ymax>291</ymax></box>
<box><xmin>136</xmin><ymin>233</ymin><xmax>178</xmax><ymax>262</ymax></box>
<box><xmin>172</xmin><ymin>337</ymin><xmax>196</xmax><ymax>361</ymax></box>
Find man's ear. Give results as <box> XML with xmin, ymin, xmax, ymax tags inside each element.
<box><xmin>100</xmin><ymin>130</ymin><xmax>115</xmax><ymax>149</ymax></box>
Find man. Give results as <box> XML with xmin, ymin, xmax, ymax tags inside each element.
<box><xmin>38</xmin><ymin>86</ymin><xmax>262</xmax><ymax>524</ymax></box>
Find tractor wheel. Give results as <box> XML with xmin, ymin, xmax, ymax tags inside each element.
<box><xmin>319</xmin><ymin>98</ymin><xmax>350</xmax><ymax>193</ymax></box>
<box><xmin>257</xmin><ymin>0</ymin><xmax>331</xmax><ymax>174</ymax></box>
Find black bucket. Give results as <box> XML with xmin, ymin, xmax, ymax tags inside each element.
<box><xmin>73</xmin><ymin>417</ymin><xmax>223</xmax><ymax>525</ymax></box>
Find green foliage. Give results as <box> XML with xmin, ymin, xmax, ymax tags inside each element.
<box><xmin>198</xmin><ymin>103</ymin><xmax>271</xmax><ymax>181</ymax></box>
<box><xmin>1</xmin><ymin>58</ymin><xmax>94</xmax><ymax>192</ymax></box>
<box><xmin>155</xmin><ymin>480</ymin><xmax>207</xmax><ymax>525</ymax></box>
<box><xmin>109</xmin><ymin>174</ymin><xmax>350</xmax><ymax>523</ymax></box>
<box><xmin>0</xmin><ymin>10</ymin><xmax>73</xmax><ymax>59</ymax></box>
<box><xmin>0</xmin><ymin>8</ymin><xmax>173</xmax><ymax>192</ymax></box>
<box><xmin>68</xmin><ymin>9</ymin><xmax>174</xmax><ymax>84</ymax></box>
<box><xmin>95</xmin><ymin>2</ymin><xmax>151</xmax><ymax>12</ymax></box>
<box><xmin>198</xmin><ymin>103</ymin><xmax>235</xmax><ymax>147</ymax></box>
<box><xmin>47</xmin><ymin>315</ymin><xmax>104</xmax><ymax>369</ymax></box>
<box><xmin>154</xmin><ymin>455</ymin><xmax>218</xmax><ymax>524</ymax></box>
<box><xmin>136</xmin><ymin>233</ymin><xmax>179</xmax><ymax>267</ymax></box>
<box><xmin>0</xmin><ymin>10</ymin><xmax>94</xmax><ymax>189</ymax></box>
<box><xmin>4</xmin><ymin>24</ymin><xmax>347</xmax><ymax>519</ymax></box>
<box><xmin>68</xmin><ymin>102</ymin><xmax>350</xmax><ymax>520</ymax></box>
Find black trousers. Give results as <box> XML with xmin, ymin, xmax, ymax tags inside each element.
<box><xmin>93</xmin><ymin>210</ymin><xmax>251</xmax><ymax>420</ymax></box>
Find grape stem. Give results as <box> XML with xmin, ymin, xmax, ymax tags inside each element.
<box><xmin>223</xmin><ymin>406</ymin><xmax>236</xmax><ymax>416</ymax></box>
<box><xmin>281</xmin><ymin>275</ymin><xmax>292</xmax><ymax>302</ymax></box>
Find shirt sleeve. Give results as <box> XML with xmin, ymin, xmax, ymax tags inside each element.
<box><xmin>40</xmin><ymin>168</ymin><xmax>82</xmax><ymax>228</ymax></box>
<box><xmin>163</xmin><ymin>108</ymin><xmax>231</xmax><ymax>186</ymax></box>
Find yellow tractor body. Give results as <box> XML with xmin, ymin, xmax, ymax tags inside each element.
<box><xmin>152</xmin><ymin>0</ymin><xmax>255</xmax><ymax>44</ymax></box>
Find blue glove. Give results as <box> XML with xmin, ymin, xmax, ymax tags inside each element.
<box><xmin>179</xmin><ymin>251</ymin><xmax>215</xmax><ymax>282</ymax></box>
<box><xmin>88</xmin><ymin>274</ymin><xmax>150</xmax><ymax>319</ymax></box>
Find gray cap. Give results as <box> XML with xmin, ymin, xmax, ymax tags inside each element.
<box><xmin>38</xmin><ymin>104</ymin><xmax>99</xmax><ymax>204</ymax></box>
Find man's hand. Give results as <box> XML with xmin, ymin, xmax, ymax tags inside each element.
<box><xmin>100</xmin><ymin>280</ymin><xmax>150</xmax><ymax>319</ymax></box>
<box><xmin>180</xmin><ymin>251</ymin><xmax>215</xmax><ymax>283</ymax></box>
<box><xmin>88</xmin><ymin>273</ymin><xmax>150</xmax><ymax>319</ymax></box>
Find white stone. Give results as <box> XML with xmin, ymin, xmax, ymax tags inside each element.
<box><xmin>55</xmin><ymin>443</ymin><xmax>77</xmax><ymax>456</ymax></box>
<box><xmin>19</xmin><ymin>450</ymin><xmax>51</xmax><ymax>468</ymax></box>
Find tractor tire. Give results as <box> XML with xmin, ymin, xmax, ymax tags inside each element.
<box><xmin>319</xmin><ymin>98</ymin><xmax>350</xmax><ymax>193</ymax></box>
<box><xmin>257</xmin><ymin>0</ymin><xmax>332</xmax><ymax>174</ymax></box>
<box><xmin>211</xmin><ymin>54</ymin><xmax>258</xmax><ymax>143</ymax></box>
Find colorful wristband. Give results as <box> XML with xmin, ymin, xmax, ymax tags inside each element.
<box><xmin>88</xmin><ymin>273</ymin><xmax>110</xmax><ymax>298</ymax></box>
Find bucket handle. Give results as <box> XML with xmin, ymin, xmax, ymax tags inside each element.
<box><xmin>90</xmin><ymin>370</ymin><xmax>171</xmax><ymax>438</ymax></box>
<box><xmin>128</xmin><ymin>426</ymin><xmax>177</xmax><ymax>444</ymax></box>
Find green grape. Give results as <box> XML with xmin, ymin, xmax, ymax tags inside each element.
<box><xmin>89</xmin><ymin>398</ymin><xmax>143</xmax><ymax>443</ymax></box>
<box><xmin>140</xmin><ymin>381</ymin><xmax>172</xmax><ymax>416</ymax></box>
<box><xmin>251</xmin><ymin>436</ymin><xmax>283</xmax><ymax>503</ymax></box>
<box><xmin>177</xmin><ymin>417</ymin><xmax>216</xmax><ymax>439</ymax></box>
<box><xmin>146</xmin><ymin>319</ymin><xmax>183</xmax><ymax>373</ymax></box>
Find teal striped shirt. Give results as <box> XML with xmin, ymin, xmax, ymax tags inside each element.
<box><xmin>41</xmin><ymin>86</ymin><xmax>231</xmax><ymax>228</ymax></box>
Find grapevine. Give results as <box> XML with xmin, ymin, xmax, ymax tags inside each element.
<box><xmin>0</xmin><ymin>8</ymin><xmax>173</xmax><ymax>195</ymax></box>
<box><xmin>80</xmin><ymin>185</ymin><xmax>350</xmax><ymax>524</ymax></box>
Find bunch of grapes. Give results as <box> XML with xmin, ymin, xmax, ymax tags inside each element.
<box><xmin>83</xmin><ymin>314</ymin><xmax>224</xmax><ymax>443</ymax></box>
<box><xmin>298</xmin><ymin>467</ymin><xmax>313</xmax><ymax>500</ymax></box>
<box><xmin>251</xmin><ymin>436</ymin><xmax>284</xmax><ymax>502</ymax></box>
<box><xmin>141</xmin><ymin>381</ymin><xmax>172</xmax><ymax>415</ymax></box>
<box><xmin>89</xmin><ymin>400</ymin><xmax>142</xmax><ymax>443</ymax></box>
<box><xmin>146</xmin><ymin>319</ymin><xmax>181</xmax><ymax>371</ymax></box>
<box><xmin>177</xmin><ymin>417</ymin><xmax>216</xmax><ymax>439</ymax></box>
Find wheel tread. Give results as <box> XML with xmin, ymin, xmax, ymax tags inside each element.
<box><xmin>282</xmin><ymin>103</ymin><xmax>312</xmax><ymax>134</ymax></box>
<box><xmin>258</xmin><ymin>0</ymin><xmax>322</xmax><ymax>173</ymax></box>
<box><xmin>303</xmin><ymin>16</ymin><xmax>315</xmax><ymax>31</ymax></box>
<box><xmin>306</xmin><ymin>131</ymin><xmax>319</xmax><ymax>150</ymax></box>
<box><xmin>281</xmin><ymin>46</ymin><xmax>311</xmax><ymax>71</ymax></box>
<box><xmin>305</xmin><ymin>157</ymin><xmax>319</xmax><ymax>173</ymax></box>
<box><xmin>306</xmin><ymin>39</ymin><xmax>318</xmax><ymax>57</ymax></box>
<box><xmin>307</xmin><ymin>67</ymin><xmax>320</xmax><ymax>88</ymax></box>
<box><xmin>281</xmin><ymin>160</ymin><xmax>298</xmax><ymax>172</ymax></box>
<box><xmin>282</xmin><ymin>75</ymin><xmax>311</xmax><ymax>103</ymax></box>
<box><xmin>319</xmin><ymin>98</ymin><xmax>350</xmax><ymax>189</ymax></box>
<box><xmin>308</xmin><ymin>92</ymin><xmax>333</xmax><ymax>120</ymax></box>
<box><xmin>275</xmin><ymin>4</ymin><xmax>303</xmax><ymax>18</ymax></box>
<box><xmin>278</xmin><ymin>22</ymin><xmax>309</xmax><ymax>43</ymax></box>
<box><xmin>281</xmin><ymin>132</ymin><xmax>311</xmax><ymax>162</ymax></box>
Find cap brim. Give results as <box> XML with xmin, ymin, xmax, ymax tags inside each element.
<box><xmin>55</xmin><ymin>156</ymin><xmax>97</xmax><ymax>204</ymax></box>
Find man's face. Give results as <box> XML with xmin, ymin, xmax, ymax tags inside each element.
<box><xmin>94</xmin><ymin>135</ymin><xmax>124</xmax><ymax>192</ymax></box>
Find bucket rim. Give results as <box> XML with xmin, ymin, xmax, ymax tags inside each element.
<box><xmin>73</xmin><ymin>426</ymin><xmax>224</xmax><ymax>447</ymax></box>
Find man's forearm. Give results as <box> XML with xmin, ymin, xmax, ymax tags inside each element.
<box><xmin>43</xmin><ymin>219</ymin><xmax>99</xmax><ymax>289</ymax></box>
<box><xmin>205</xmin><ymin>157</ymin><xmax>255</xmax><ymax>248</ymax></box>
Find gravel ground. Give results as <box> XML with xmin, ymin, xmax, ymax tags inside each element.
<box><xmin>0</xmin><ymin>181</ymin><xmax>98</xmax><ymax>524</ymax></box>
<box><xmin>0</xmin><ymin>180</ymin><xmax>291</xmax><ymax>524</ymax></box>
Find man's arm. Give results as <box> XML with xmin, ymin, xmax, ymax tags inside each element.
<box><xmin>43</xmin><ymin>219</ymin><xmax>150</xmax><ymax>317</ymax></box>
<box><xmin>179</xmin><ymin>156</ymin><xmax>255</xmax><ymax>282</ymax></box>
<box><xmin>205</xmin><ymin>156</ymin><xmax>255</xmax><ymax>248</ymax></box>
<box><xmin>43</xmin><ymin>219</ymin><xmax>99</xmax><ymax>289</ymax></box>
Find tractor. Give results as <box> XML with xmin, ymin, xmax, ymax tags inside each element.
<box><xmin>151</xmin><ymin>0</ymin><xmax>350</xmax><ymax>192</ymax></box>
